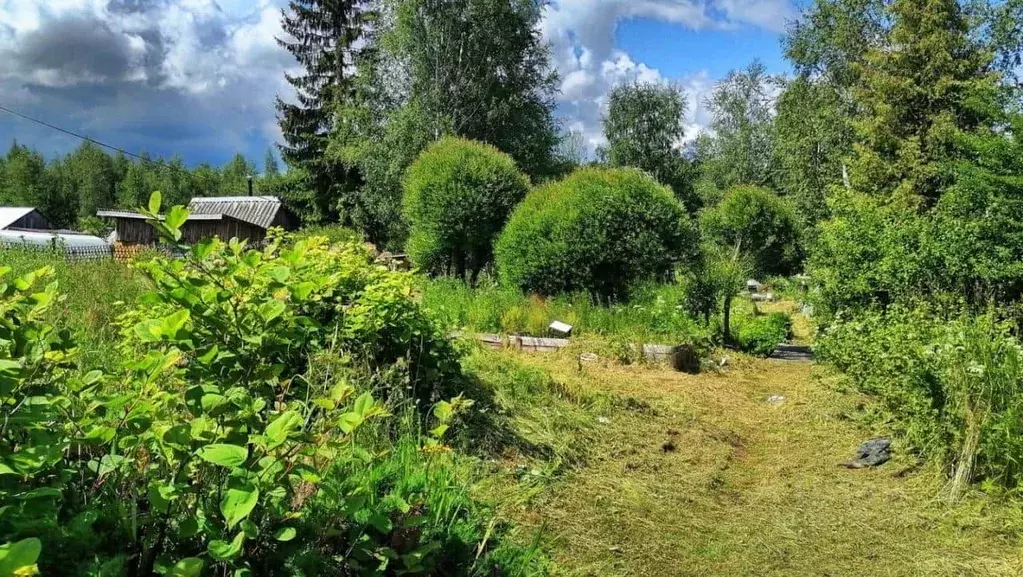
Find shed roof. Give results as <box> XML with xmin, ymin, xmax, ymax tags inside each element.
<box><xmin>0</xmin><ymin>207</ymin><xmax>39</xmax><ymax>230</ymax></box>
<box><xmin>187</xmin><ymin>196</ymin><xmax>283</xmax><ymax>229</ymax></box>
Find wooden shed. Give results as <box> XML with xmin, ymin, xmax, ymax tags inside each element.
<box><xmin>0</xmin><ymin>207</ymin><xmax>52</xmax><ymax>231</ymax></box>
<box><xmin>97</xmin><ymin>210</ymin><xmax>267</xmax><ymax>245</ymax></box>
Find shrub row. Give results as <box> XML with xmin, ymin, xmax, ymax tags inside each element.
<box><xmin>403</xmin><ymin>139</ymin><xmax>700</xmax><ymax>300</ymax></box>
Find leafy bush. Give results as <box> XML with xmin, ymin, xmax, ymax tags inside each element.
<box><xmin>403</xmin><ymin>137</ymin><xmax>530</xmax><ymax>281</ymax></box>
<box><xmin>495</xmin><ymin>167</ymin><xmax>698</xmax><ymax>299</ymax></box>
<box><xmin>818</xmin><ymin>306</ymin><xmax>1023</xmax><ymax>494</ymax></box>
<box><xmin>700</xmin><ymin>185</ymin><xmax>802</xmax><ymax>277</ymax></box>
<box><xmin>0</xmin><ymin>194</ymin><xmax>542</xmax><ymax>576</ymax></box>
<box><xmin>734</xmin><ymin>312</ymin><xmax>791</xmax><ymax>357</ymax></box>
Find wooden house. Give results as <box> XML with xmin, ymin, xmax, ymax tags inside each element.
<box><xmin>97</xmin><ymin>196</ymin><xmax>299</xmax><ymax>259</ymax></box>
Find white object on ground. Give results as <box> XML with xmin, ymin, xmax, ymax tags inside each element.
<box><xmin>549</xmin><ymin>320</ymin><xmax>573</xmax><ymax>337</ymax></box>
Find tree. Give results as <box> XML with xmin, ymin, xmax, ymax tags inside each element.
<box><xmin>276</xmin><ymin>0</ymin><xmax>366</xmax><ymax>221</ymax></box>
<box><xmin>222</xmin><ymin>154</ymin><xmax>256</xmax><ymax>196</ymax></box>
<box><xmin>403</xmin><ymin>137</ymin><xmax>529</xmax><ymax>281</ymax></box>
<box><xmin>773</xmin><ymin>76</ymin><xmax>851</xmax><ymax>231</ymax></box>
<box><xmin>702</xmin><ymin>61</ymin><xmax>779</xmax><ymax>191</ymax></box>
<box><xmin>700</xmin><ymin>185</ymin><xmax>802</xmax><ymax>278</ymax></box>
<box><xmin>65</xmin><ymin>142</ymin><xmax>117</xmax><ymax>219</ymax></box>
<box><xmin>601</xmin><ymin>82</ymin><xmax>699</xmax><ymax>213</ymax></box>
<box><xmin>264</xmin><ymin>148</ymin><xmax>280</xmax><ymax>177</ymax></box>
<box><xmin>847</xmin><ymin>0</ymin><xmax>999</xmax><ymax>207</ymax></box>
<box><xmin>387</xmin><ymin>0</ymin><xmax>560</xmax><ymax>180</ymax></box>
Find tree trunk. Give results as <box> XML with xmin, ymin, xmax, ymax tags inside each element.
<box><xmin>723</xmin><ymin>292</ymin><xmax>733</xmax><ymax>345</ymax></box>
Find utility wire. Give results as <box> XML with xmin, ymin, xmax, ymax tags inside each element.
<box><xmin>0</xmin><ymin>103</ymin><xmax>158</xmax><ymax>165</ymax></box>
<box><xmin>0</xmin><ymin>103</ymin><xmax>259</xmax><ymax>194</ymax></box>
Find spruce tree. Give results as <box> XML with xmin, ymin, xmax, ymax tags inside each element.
<box><xmin>848</xmin><ymin>0</ymin><xmax>999</xmax><ymax>207</ymax></box>
<box><xmin>276</xmin><ymin>0</ymin><xmax>365</xmax><ymax>222</ymax></box>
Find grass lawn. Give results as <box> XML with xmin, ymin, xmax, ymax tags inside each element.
<box><xmin>472</xmin><ymin>347</ymin><xmax>1023</xmax><ymax>576</ymax></box>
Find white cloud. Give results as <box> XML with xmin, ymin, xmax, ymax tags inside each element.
<box><xmin>0</xmin><ymin>0</ymin><xmax>794</xmax><ymax>165</ymax></box>
<box><xmin>542</xmin><ymin>0</ymin><xmax>795</xmax><ymax>155</ymax></box>
<box><xmin>0</xmin><ymin>0</ymin><xmax>291</xmax><ymax>162</ymax></box>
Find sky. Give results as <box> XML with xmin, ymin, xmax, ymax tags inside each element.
<box><xmin>0</xmin><ymin>0</ymin><xmax>803</xmax><ymax>169</ymax></box>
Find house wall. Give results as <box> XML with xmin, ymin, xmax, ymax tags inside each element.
<box><xmin>114</xmin><ymin>218</ymin><xmax>268</xmax><ymax>246</ymax></box>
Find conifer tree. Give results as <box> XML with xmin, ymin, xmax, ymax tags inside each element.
<box><xmin>848</xmin><ymin>0</ymin><xmax>999</xmax><ymax>207</ymax></box>
<box><xmin>276</xmin><ymin>0</ymin><xmax>365</xmax><ymax>221</ymax></box>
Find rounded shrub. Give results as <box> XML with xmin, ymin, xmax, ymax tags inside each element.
<box><xmin>495</xmin><ymin>167</ymin><xmax>699</xmax><ymax>299</ymax></box>
<box><xmin>700</xmin><ymin>185</ymin><xmax>802</xmax><ymax>276</ymax></box>
<box><xmin>403</xmin><ymin>137</ymin><xmax>530</xmax><ymax>280</ymax></box>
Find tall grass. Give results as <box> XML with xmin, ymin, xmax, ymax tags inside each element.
<box><xmin>421</xmin><ymin>277</ymin><xmax>710</xmax><ymax>346</ymax></box>
<box><xmin>0</xmin><ymin>247</ymin><xmax>150</xmax><ymax>367</ymax></box>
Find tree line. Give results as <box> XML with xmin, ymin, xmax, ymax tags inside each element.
<box><xmin>0</xmin><ymin>142</ymin><xmax>283</xmax><ymax>230</ymax></box>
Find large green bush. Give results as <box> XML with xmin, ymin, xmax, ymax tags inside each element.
<box><xmin>403</xmin><ymin>137</ymin><xmax>530</xmax><ymax>281</ymax></box>
<box><xmin>818</xmin><ymin>306</ymin><xmax>1023</xmax><ymax>495</ymax></box>
<box><xmin>495</xmin><ymin>167</ymin><xmax>698</xmax><ymax>299</ymax></box>
<box><xmin>0</xmin><ymin>194</ymin><xmax>542</xmax><ymax>576</ymax></box>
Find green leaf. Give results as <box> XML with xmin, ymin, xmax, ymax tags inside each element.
<box><xmin>260</xmin><ymin>300</ymin><xmax>287</xmax><ymax>323</ymax></box>
<box><xmin>0</xmin><ymin>538</ymin><xmax>42</xmax><ymax>576</ymax></box>
<box><xmin>265</xmin><ymin>411</ymin><xmax>303</xmax><ymax>450</ymax></box>
<box><xmin>196</xmin><ymin>444</ymin><xmax>247</xmax><ymax>468</ymax></box>
<box><xmin>274</xmin><ymin>527</ymin><xmax>297</xmax><ymax>542</ymax></box>
<box><xmin>134</xmin><ymin>320</ymin><xmax>163</xmax><ymax>342</ymax></box>
<box><xmin>291</xmin><ymin>281</ymin><xmax>315</xmax><ymax>301</ymax></box>
<box><xmin>208</xmin><ymin>531</ymin><xmax>245</xmax><ymax>561</ymax></box>
<box><xmin>165</xmin><ymin>206</ymin><xmax>190</xmax><ymax>234</ymax></box>
<box><xmin>167</xmin><ymin>558</ymin><xmax>203</xmax><ymax>577</ymax></box>
<box><xmin>338</xmin><ymin>412</ymin><xmax>363</xmax><ymax>435</ymax></box>
<box><xmin>269</xmin><ymin>266</ymin><xmax>291</xmax><ymax>283</ymax></box>
<box><xmin>148</xmin><ymin>191</ymin><xmax>162</xmax><ymax>214</ymax></box>
<box><xmin>221</xmin><ymin>479</ymin><xmax>259</xmax><ymax>529</ymax></box>
<box><xmin>161</xmin><ymin>310</ymin><xmax>190</xmax><ymax>338</ymax></box>
<box><xmin>353</xmin><ymin>392</ymin><xmax>375</xmax><ymax>417</ymax></box>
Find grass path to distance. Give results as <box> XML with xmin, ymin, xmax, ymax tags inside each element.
<box><xmin>493</xmin><ymin>352</ymin><xmax>1023</xmax><ymax>576</ymax></box>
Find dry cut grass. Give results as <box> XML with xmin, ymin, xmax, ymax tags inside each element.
<box><xmin>476</xmin><ymin>348</ymin><xmax>1023</xmax><ymax>577</ymax></box>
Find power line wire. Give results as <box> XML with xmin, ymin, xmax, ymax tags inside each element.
<box><xmin>0</xmin><ymin>103</ymin><xmax>158</xmax><ymax>165</ymax></box>
<box><xmin>0</xmin><ymin>103</ymin><xmax>260</xmax><ymax>194</ymax></box>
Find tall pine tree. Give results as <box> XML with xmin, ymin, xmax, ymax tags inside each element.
<box><xmin>276</xmin><ymin>0</ymin><xmax>365</xmax><ymax>222</ymax></box>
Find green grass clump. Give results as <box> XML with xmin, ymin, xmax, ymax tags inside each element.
<box><xmin>421</xmin><ymin>277</ymin><xmax>709</xmax><ymax>346</ymax></box>
<box><xmin>734</xmin><ymin>311</ymin><xmax>791</xmax><ymax>357</ymax></box>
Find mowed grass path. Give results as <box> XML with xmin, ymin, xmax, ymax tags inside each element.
<box><xmin>498</xmin><ymin>353</ymin><xmax>1023</xmax><ymax>576</ymax></box>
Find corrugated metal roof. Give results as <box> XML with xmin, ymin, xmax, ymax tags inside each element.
<box><xmin>97</xmin><ymin>210</ymin><xmax>224</xmax><ymax>221</ymax></box>
<box><xmin>187</xmin><ymin>196</ymin><xmax>282</xmax><ymax>229</ymax></box>
<box><xmin>0</xmin><ymin>207</ymin><xmax>38</xmax><ymax>230</ymax></box>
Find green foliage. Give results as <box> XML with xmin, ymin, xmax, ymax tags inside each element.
<box><xmin>818</xmin><ymin>308</ymin><xmax>1023</xmax><ymax>493</ymax></box>
<box><xmin>772</xmin><ymin>76</ymin><xmax>850</xmax><ymax>233</ymax></box>
<box><xmin>495</xmin><ymin>167</ymin><xmax>698</xmax><ymax>299</ymax></box>
<box><xmin>848</xmin><ymin>0</ymin><xmax>999</xmax><ymax>206</ymax></box>
<box><xmin>601</xmin><ymin>82</ymin><xmax>699</xmax><ymax>213</ymax></box>
<box><xmin>386</xmin><ymin>0</ymin><xmax>560</xmax><ymax>181</ymax></box>
<box><xmin>734</xmin><ymin>312</ymin><xmax>791</xmax><ymax>357</ymax></box>
<box><xmin>403</xmin><ymin>138</ymin><xmax>530</xmax><ymax>281</ymax></box>
<box><xmin>700</xmin><ymin>185</ymin><xmax>802</xmax><ymax>277</ymax></box>
<box><xmin>421</xmin><ymin>277</ymin><xmax>710</xmax><ymax>346</ymax></box>
<box><xmin>0</xmin><ymin>193</ymin><xmax>544</xmax><ymax>575</ymax></box>
<box><xmin>699</xmin><ymin>61</ymin><xmax>779</xmax><ymax>192</ymax></box>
